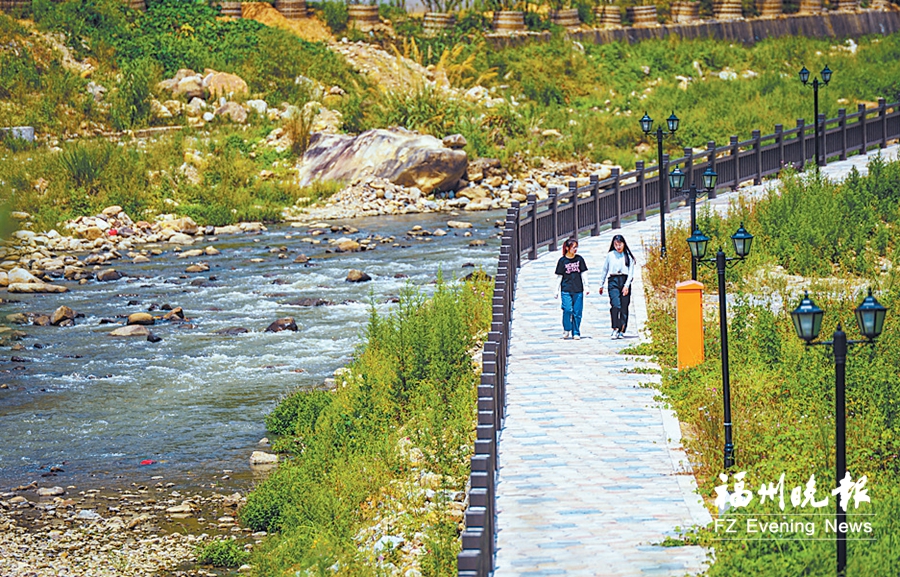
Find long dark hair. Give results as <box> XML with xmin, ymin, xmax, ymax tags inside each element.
<box><xmin>562</xmin><ymin>237</ymin><xmax>578</xmax><ymax>255</ymax></box>
<box><xmin>608</xmin><ymin>234</ymin><xmax>635</xmax><ymax>267</ymax></box>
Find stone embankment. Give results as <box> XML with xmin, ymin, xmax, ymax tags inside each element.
<box><xmin>292</xmin><ymin>156</ymin><xmax>620</xmax><ymax>220</ymax></box>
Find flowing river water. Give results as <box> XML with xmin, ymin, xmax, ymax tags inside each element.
<box><xmin>0</xmin><ymin>210</ymin><xmax>503</xmax><ymax>491</ymax></box>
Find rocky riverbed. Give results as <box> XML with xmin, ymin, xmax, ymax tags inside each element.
<box><xmin>0</xmin><ymin>473</ymin><xmax>259</xmax><ymax>577</ymax></box>
<box><xmin>1</xmin><ymin>204</ymin><xmax>504</xmax><ymax>576</ymax></box>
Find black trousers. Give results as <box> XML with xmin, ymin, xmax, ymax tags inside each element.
<box><xmin>607</xmin><ymin>274</ymin><xmax>631</xmax><ymax>332</ymax></box>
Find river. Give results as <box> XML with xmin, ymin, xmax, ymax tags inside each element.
<box><xmin>0</xmin><ymin>210</ymin><xmax>503</xmax><ymax>490</ymax></box>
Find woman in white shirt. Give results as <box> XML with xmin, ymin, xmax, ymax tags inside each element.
<box><xmin>597</xmin><ymin>234</ymin><xmax>637</xmax><ymax>340</ymax></box>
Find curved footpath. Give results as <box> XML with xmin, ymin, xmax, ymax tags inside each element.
<box><xmin>493</xmin><ymin>144</ymin><xmax>899</xmax><ymax>576</ymax></box>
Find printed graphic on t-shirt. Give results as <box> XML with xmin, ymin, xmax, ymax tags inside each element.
<box><xmin>565</xmin><ymin>261</ymin><xmax>581</xmax><ymax>274</ymax></box>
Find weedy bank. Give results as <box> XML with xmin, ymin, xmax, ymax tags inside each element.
<box><xmin>639</xmin><ymin>157</ymin><xmax>900</xmax><ymax>575</ymax></box>
<box><xmin>237</xmin><ymin>274</ymin><xmax>493</xmax><ymax>576</ymax></box>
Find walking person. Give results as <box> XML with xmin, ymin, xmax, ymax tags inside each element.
<box><xmin>554</xmin><ymin>237</ymin><xmax>591</xmax><ymax>340</ymax></box>
<box><xmin>597</xmin><ymin>234</ymin><xmax>637</xmax><ymax>340</ymax></box>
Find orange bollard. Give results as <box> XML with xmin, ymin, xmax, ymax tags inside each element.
<box><xmin>676</xmin><ymin>280</ymin><xmax>704</xmax><ymax>370</ymax></box>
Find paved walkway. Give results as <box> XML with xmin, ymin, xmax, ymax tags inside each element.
<box><xmin>493</xmin><ymin>145</ymin><xmax>899</xmax><ymax>576</ymax></box>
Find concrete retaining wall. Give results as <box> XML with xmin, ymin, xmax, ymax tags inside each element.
<box><xmin>487</xmin><ymin>10</ymin><xmax>900</xmax><ymax>48</ymax></box>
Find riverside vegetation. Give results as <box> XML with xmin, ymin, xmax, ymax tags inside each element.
<box><xmin>237</xmin><ymin>274</ymin><xmax>493</xmax><ymax>575</ymax></box>
<box><xmin>639</xmin><ymin>155</ymin><xmax>900</xmax><ymax>575</ymax></box>
<box><xmin>5</xmin><ymin>0</ymin><xmax>900</xmax><ymax>574</ymax></box>
<box><xmin>5</xmin><ymin>0</ymin><xmax>900</xmax><ymax>230</ymax></box>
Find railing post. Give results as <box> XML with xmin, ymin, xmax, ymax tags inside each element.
<box><xmin>508</xmin><ymin>201</ymin><xmax>521</xmax><ymax>269</ymax></box>
<box><xmin>730</xmin><ymin>136</ymin><xmax>739</xmax><ymax>189</ymax></box>
<box><xmin>568</xmin><ymin>180</ymin><xmax>578</xmax><ymax>235</ymax></box>
<box><xmin>681</xmin><ymin>146</ymin><xmax>693</xmax><ymax>203</ymax></box>
<box><xmin>549</xmin><ymin>187</ymin><xmax>559</xmax><ymax>252</ymax></box>
<box><xmin>527</xmin><ymin>193</ymin><xmax>537</xmax><ymax>260</ymax></box>
<box><xmin>838</xmin><ymin>109</ymin><xmax>847</xmax><ymax>160</ymax></box>
<box><xmin>818</xmin><ymin>113</ymin><xmax>826</xmax><ymax>164</ymax></box>
<box><xmin>797</xmin><ymin>118</ymin><xmax>806</xmax><ymax>170</ymax></box>
<box><xmin>707</xmin><ymin>141</ymin><xmax>717</xmax><ymax>199</ymax></box>
<box><xmin>879</xmin><ymin>97</ymin><xmax>887</xmax><ymax>148</ymax></box>
<box><xmin>774</xmin><ymin>124</ymin><xmax>784</xmax><ymax>169</ymax></box>
<box><xmin>661</xmin><ymin>153</ymin><xmax>670</xmax><ymax>214</ymax></box>
<box><xmin>590</xmin><ymin>174</ymin><xmax>600</xmax><ymax>236</ymax></box>
<box><xmin>612</xmin><ymin>167</ymin><xmax>621</xmax><ymax>229</ymax></box>
<box><xmin>636</xmin><ymin>161</ymin><xmax>646</xmax><ymax>221</ymax></box>
<box><xmin>858</xmin><ymin>103</ymin><xmax>867</xmax><ymax>154</ymax></box>
<box><xmin>752</xmin><ymin>129</ymin><xmax>762</xmax><ymax>185</ymax></box>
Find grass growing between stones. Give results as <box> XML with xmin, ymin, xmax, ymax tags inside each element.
<box><xmin>0</xmin><ymin>124</ymin><xmax>333</xmax><ymax>230</ymax></box>
<box><xmin>240</xmin><ymin>274</ymin><xmax>493</xmax><ymax>576</ymax></box>
<box><xmin>642</xmin><ymin>158</ymin><xmax>900</xmax><ymax>575</ymax></box>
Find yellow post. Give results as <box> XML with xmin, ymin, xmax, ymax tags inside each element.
<box><xmin>676</xmin><ymin>280</ymin><xmax>704</xmax><ymax>370</ymax></box>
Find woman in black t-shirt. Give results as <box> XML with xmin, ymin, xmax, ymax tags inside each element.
<box><xmin>554</xmin><ymin>237</ymin><xmax>591</xmax><ymax>340</ymax></box>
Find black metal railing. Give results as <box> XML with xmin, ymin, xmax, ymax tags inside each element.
<box><xmin>457</xmin><ymin>98</ymin><xmax>900</xmax><ymax>576</ymax></box>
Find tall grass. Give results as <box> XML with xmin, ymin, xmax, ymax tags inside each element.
<box><xmin>641</xmin><ymin>157</ymin><xmax>900</xmax><ymax>575</ymax></box>
<box><xmin>242</xmin><ymin>275</ymin><xmax>493</xmax><ymax>576</ymax></box>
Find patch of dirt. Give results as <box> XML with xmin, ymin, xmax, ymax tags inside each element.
<box><xmin>241</xmin><ymin>2</ymin><xmax>448</xmax><ymax>95</ymax></box>
<box><xmin>241</xmin><ymin>1</ymin><xmax>333</xmax><ymax>43</ymax></box>
<box><xmin>327</xmin><ymin>38</ymin><xmax>451</xmax><ymax>95</ymax></box>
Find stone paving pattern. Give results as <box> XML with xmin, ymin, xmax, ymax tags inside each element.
<box><xmin>493</xmin><ymin>145</ymin><xmax>899</xmax><ymax>576</ymax></box>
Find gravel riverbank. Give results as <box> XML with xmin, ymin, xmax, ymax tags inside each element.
<box><xmin>0</xmin><ymin>475</ymin><xmax>260</xmax><ymax>577</ymax></box>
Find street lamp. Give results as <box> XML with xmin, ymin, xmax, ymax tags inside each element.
<box><xmin>687</xmin><ymin>223</ymin><xmax>754</xmax><ymax>469</ymax></box>
<box><xmin>669</xmin><ymin>166</ymin><xmax>718</xmax><ymax>280</ymax></box>
<box><xmin>790</xmin><ymin>288</ymin><xmax>887</xmax><ymax>577</ymax></box>
<box><xmin>799</xmin><ymin>64</ymin><xmax>833</xmax><ymax>168</ymax></box>
<box><xmin>640</xmin><ymin>111</ymin><xmax>679</xmax><ymax>258</ymax></box>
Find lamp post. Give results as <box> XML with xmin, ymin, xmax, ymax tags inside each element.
<box><xmin>640</xmin><ymin>111</ymin><xmax>679</xmax><ymax>258</ymax></box>
<box><xmin>687</xmin><ymin>223</ymin><xmax>754</xmax><ymax>469</ymax></box>
<box><xmin>799</xmin><ymin>65</ymin><xmax>833</xmax><ymax>168</ymax></box>
<box><xmin>790</xmin><ymin>289</ymin><xmax>887</xmax><ymax>577</ymax></box>
<box><xmin>669</xmin><ymin>166</ymin><xmax>718</xmax><ymax>280</ymax></box>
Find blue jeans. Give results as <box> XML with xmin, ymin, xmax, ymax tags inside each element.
<box><xmin>561</xmin><ymin>292</ymin><xmax>584</xmax><ymax>336</ymax></box>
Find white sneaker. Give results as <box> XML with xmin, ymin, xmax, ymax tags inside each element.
<box><xmin>573</xmin><ymin>334</ymin><xmax>581</xmax><ymax>340</ymax></box>
<box><xmin>610</xmin><ymin>330</ymin><xmax>619</xmax><ymax>340</ymax></box>
<box><xmin>563</xmin><ymin>331</ymin><xmax>572</xmax><ymax>339</ymax></box>
<box><xmin>617</xmin><ymin>331</ymin><xmax>625</xmax><ymax>339</ymax></box>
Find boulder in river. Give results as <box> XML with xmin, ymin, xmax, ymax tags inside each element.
<box><xmin>296</xmin><ymin>127</ymin><xmax>468</xmax><ymax>193</ymax></box>
<box><xmin>6</xmin><ymin>313</ymin><xmax>29</xmax><ymax>324</ymax></box>
<box><xmin>163</xmin><ymin>307</ymin><xmax>185</xmax><ymax>321</ymax></box>
<box><xmin>289</xmin><ymin>298</ymin><xmax>333</xmax><ymax>307</ymax></box>
<box><xmin>250</xmin><ymin>451</ymin><xmax>278</xmax><ymax>465</ymax></box>
<box><xmin>51</xmin><ymin>306</ymin><xmax>76</xmax><ymax>326</ymax></box>
<box><xmin>109</xmin><ymin>325</ymin><xmax>151</xmax><ymax>337</ymax></box>
<box><xmin>346</xmin><ymin>269</ymin><xmax>371</xmax><ymax>282</ymax></box>
<box><xmin>8</xmin><ymin>267</ymin><xmax>40</xmax><ymax>284</ymax></box>
<box><xmin>215</xmin><ymin>327</ymin><xmax>249</xmax><ymax>335</ymax></box>
<box><xmin>37</xmin><ymin>486</ymin><xmax>65</xmax><ymax>497</ymax></box>
<box><xmin>127</xmin><ymin>312</ymin><xmax>155</xmax><ymax>326</ymax></box>
<box><xmin>8</xmin><ymin>282</ymin><xmax>68</xmax><ymax>293</ymax></box>
<box><xmin>265</xmin><ymin>318</ymin><xmax>298</xmax><ymax>332</ymax></box>
<box><xmin>97</xmin><ymin>269</ymin><xmax>123</xmax><ymax>282</ymax></box>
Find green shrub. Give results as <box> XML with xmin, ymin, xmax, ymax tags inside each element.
<box><xmin>195</xmin><ymin>539</ymin><xmax>249</xmax><ymax>568</ymax></box>
<box><xmin>265</xmin><ymin>389</ymin><xmax>333</xmax><ymax>437</ymax></box>
<box><xmin>58</xmin><ymin>141</ymin><xmax>113</xmax><ymax>193</ymax></box>
<box><xmin>242</xmin><ymin>275</ymin><xmax>493</xmax><ymax>573</ymax></box>
<box><xmin>642</xmin><ymin>157</ymin><xmax>900</xmax><ymax>576</ymax></box>
<box><xmin>109</xmin><ymin>58</ymin><xmax>155</xmax><ymax>130</ymax></box>
<box><xmin>369</xmin><ymin>83</ymin><xmax>467</xmax><ymax>137</ymax></box>
<box><xmin>318</xmin><ymin>0</ymin><xmax>349</xmax><ymax>34</ymax></box>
